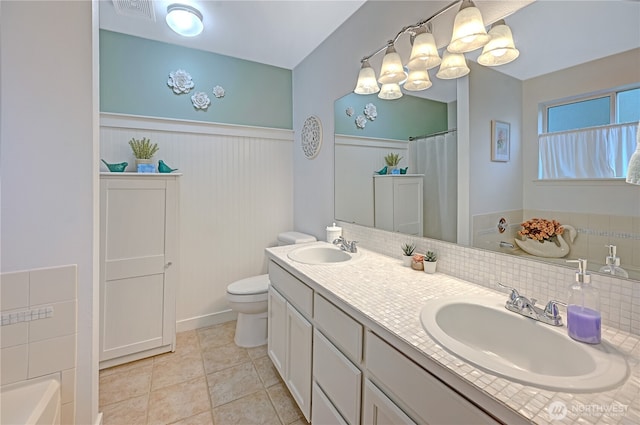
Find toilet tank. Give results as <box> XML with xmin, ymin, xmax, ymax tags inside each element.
<box><xmin>277</xmin><ymin>231</ymin><xmax>316</xmax><ymax>246</ymax></box>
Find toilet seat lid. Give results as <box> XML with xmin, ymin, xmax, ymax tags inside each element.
<box><xmin>227</xmin><ymin>274</ymin><xmax>270</xmax><ymax>295</ymax></box>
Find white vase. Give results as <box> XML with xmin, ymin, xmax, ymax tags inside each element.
<box><xmin>514</xmin><ymin>225</ymin><xmax>576</xmax><ymax>258</ymax></box>
<box><xmin>402</xmin><ymin>255</ymin><xmax>413</xmax><ymax>267</ymax></box>
<box><xmin>423</xmin><ymin>260</ymin><xmax>437</xmax><ymax>274</ymax></box>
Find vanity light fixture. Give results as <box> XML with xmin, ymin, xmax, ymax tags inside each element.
<box><xmin>478</xmin><ymin>20</ymin><xmax>520</xmax><ymax>66</ymax></box>
<box><xmin>447</xmin><ymin>0</ymin><xmax>490</xmax><ymax>54</ymax></box>
<box><xmin>354</xmin><ymin>60</ymin><xmax>380</xmax><ymax>94</ymax></box>
<box><xmin>352</xmin><ymin>0</ymin><xmax>519</xmax><ymax>98</ymax></box>
<box><xmin>166</xmin><ymin>4</ymin><xmax>203</xmax><ymax>37</ymax></box>
<box><xmin>378</xmin><ymin>44</ymin><xmax>408</xmax><ymax>85</ymax></box>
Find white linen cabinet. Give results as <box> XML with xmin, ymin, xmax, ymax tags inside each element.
<box><xmin>99</xmin><ymin>173</ymin><xmax>181</xmax><ymax>369</ymax></box>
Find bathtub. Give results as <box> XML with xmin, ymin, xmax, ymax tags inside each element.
<box><xmin>0</xmin><ymin>378</ymin><xmax>60</xmax><ymax>425</ymax></box>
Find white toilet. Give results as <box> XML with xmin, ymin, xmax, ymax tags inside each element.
<box><xmin>226</xmin><ymin>231</ymin><xmax>316</xmax><ymax>347</ymax></box>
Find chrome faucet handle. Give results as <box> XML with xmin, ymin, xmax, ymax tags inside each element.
<box><xmin>496</xmin><ymin>282</ymin><xmax>519</xmax><ymax>302</ymax></box>
<box><xmin>544</xmin><ymin>300</ymin><xmax>567</xmax><ymax>319</ymax></box>
<box><xmin>333</xmin><ymin>236</ymin><xmax>345</xmax><ymax>245</ymax></box>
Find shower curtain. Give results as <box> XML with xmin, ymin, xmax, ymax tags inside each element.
<box><xmin>408</xmin><ymin>131</ymin><xmax>457</xmax><ymax>243</ymax></box>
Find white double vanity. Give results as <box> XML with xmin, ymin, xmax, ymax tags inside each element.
<box><xmin>266</xmin><ymin>241</ymin><xmax>640</xmax><ymax>425</ymax></box>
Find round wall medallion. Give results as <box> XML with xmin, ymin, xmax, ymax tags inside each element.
<box><xmin>301</xmin><ymin>115</ymin><xmax>322</xmax><ymax>159</ymax></box>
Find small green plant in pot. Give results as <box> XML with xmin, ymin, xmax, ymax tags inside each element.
<box><xmin>129</xmin><ymin>137</ymin><xmax>159</xmax><ymax>172</ymax></box>
<box><xmin>384</xmin><ymin>152</ymin><xmax>402</xmax><ymax>174</ymax></box>
<box><xmin>423</xmin><ymin>250</ymin><xmax>437</xmax><ymax>274</ymax></box>
<box><xmin>401</xmin><ymin>242</ymin><xmax>415</xmax><ymax>267</ymax></box>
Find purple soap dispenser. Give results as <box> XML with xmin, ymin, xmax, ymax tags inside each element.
<box><xmin>566</xmin><ymin>259</ymin><xmax>601</xmax><ymax>344</ymax></box>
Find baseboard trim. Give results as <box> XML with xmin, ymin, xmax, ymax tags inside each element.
<box><xmin>176</xmin><ymin>310</ymin><xmax>237</xmax><ymax>332</ymax></box>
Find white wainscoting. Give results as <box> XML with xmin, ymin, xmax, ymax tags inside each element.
<box><xmin>100</xmin><ymin>113</ymin><xmax>294</xmax><ymax>331</ymax></box>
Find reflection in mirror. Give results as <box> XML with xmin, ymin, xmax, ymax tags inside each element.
<box><xmin>334</xmin><ymin>1</ymin><xmax>640</xmax><ymax>281</ymax></box>
<box><xmin>334</xmin><ymin>87</ymin><xmax>457</xmax><ymax>242</ymax></box>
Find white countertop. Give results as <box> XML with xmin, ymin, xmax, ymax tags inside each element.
<box><xmin>266</xmin><ymin>242</ymin><xmax>640</xmax><ymax>425</ymax></box>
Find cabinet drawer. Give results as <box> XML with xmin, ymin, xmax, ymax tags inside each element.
<box><xmin>366</xmin><ymin>332</ymin><xmax>498</xmax><ymax>425</ymax></box>
<box><xmin>313</xmin><ymin>329</ymin><xmax>362</xmax><ymax>425</ymax></box>
<box><xmin>363</xmin><ymin>379</ymin><xmax>417</xmax><ymax>425</ymax></box>
<box><xmin>312</xmin><ymin>382</ymin><xmax>349</xmax><ymax>425</ymax></box>
<box><xmin>314</xmin><ymin>293</ymin><xmax>363</xmax><ymax>362</ymax></box>
<box><xmin>268</xmin><ymin>261</ymin><xmax>312</xmax><ymax>316</ymax></box>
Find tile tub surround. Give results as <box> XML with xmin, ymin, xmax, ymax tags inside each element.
<box><xmin>266</xmin><ymin>243</ymin><xmax>640</xmax><ymax>424</ymax></box>
<box><xmin>0</xmin><ymin>265</ymin><xmax>77</xmax><ymax>424</ymax></box>
<box><xmin>338</xmin><ymin>222</ymin><xmax>640</xmax><ymax>336</ymax></box>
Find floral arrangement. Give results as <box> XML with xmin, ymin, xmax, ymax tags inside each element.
<box><xmin>518</xmin><ymin>218</ymin><xmax>564</xmax><ymax>246</ymax></box>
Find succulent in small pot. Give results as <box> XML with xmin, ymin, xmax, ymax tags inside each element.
<box><xmin>423</xmin><ymin>250</ymin><xmax>437</xmax><ymax>274</ymax></box>
<box><xmin>401</xmin><ymin>242</ymin><xmax>415</xmax><ymax>266</ymax></box>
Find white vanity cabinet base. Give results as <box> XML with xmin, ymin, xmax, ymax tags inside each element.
<box><xmin>267</xmin><ymin>263</ymin><xmax>313</xmax><ymax>422</ymax></box>
<box><xmin>313</xmin><ymin>329</ymin><xmax>362</xmax><ymax>425</ymax></box>
<box><xmin>366</xmin><ymin>331</ymin><xmax>499</xmax><ymax>425</ymax></box>
<box><xmin>363</xmin><ymin>379</ymin><xmax>417</xmax><ymax>425</ymax></box>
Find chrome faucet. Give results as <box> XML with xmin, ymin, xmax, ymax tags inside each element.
<box><xmin>497</xmin><ymin>282</ymin><xmax>565</xmax><ymax>326</ymax></box>
<box><xmin>333</xmin><ymin>236</ymin><xmax>358</xmax><ymax>253</ymax></box>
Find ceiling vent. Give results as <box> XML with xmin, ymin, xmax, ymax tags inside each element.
<box><xmin>112</xmin><ymin>0</ymin><xmax>156</xmax><ymax>22</ymax></box>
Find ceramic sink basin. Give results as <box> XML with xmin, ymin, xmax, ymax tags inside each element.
<box><xmin>287</xmin><ymin>243</ymin><xmax>359</xmax><ymax>265</ymax></box>
<box><xmin>420</xmin><ymin>296</ymin><xmax>629</xmax><ymax>392</ymax></box>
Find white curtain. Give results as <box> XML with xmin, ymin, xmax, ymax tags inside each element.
<box><xmin>408</xmin><ymin>131</ymin><xmax>457</xmax><ymax>243</ymax></box>
<box><xmin>538</xmin><ymin>123</ymin><xmax>638</xmax><ymax>179</ymax></box>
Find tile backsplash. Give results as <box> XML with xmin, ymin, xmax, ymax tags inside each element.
<box><xmin>339</xmin><ymin>222</ymin><xmax>640</xmax><ymax>336</ymax></box>
<box><xmin>1</xmin><ymin>265</ymin><xmax>77</xmax><ymax>424</ymax></box>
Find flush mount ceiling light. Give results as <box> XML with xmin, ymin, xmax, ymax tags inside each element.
<box><xmin>352</xmin><ymin>0</ymin><xmax>520</xmax><ymax>99</ymax></box>
<box><xmin>166</xmin><ymin>4</ymin><xmax>203</xmax><ymax>37</ymax></box>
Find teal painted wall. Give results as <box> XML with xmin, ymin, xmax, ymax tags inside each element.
<box><xmin>334</xmin><ymin>93</ymin><xmax>448</xmax><ymax>141</ymax></box>
<box><xmin>100</xmin><ymin>30</ymin><xmax>292</xmax><ymax>129</ymax></box>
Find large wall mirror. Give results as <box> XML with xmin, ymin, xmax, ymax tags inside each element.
<box><xmin>334</xmin><ymin>1</ymin><xmax>640</xmax><ymax>281</ymax></box>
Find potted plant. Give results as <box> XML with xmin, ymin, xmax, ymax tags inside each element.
<box><xmin>129</xmin><ymin>137</ymin><xmax>159</xmax><ymax>171</ymax></box>
<box><xmin>411</xmin><ymin>253</ymin><xmax>424</xmax><ymax>271</ymax></box>
<box><xmin>423</xmin><ymin>251</ymin><xmax>437</xmax><ymax>274</ymax></box>
<box><xmin>401</xmin><ymin>242</ymin><xmax>415</xmax><ymax>267</ymax></box>
<box><xmin>384</xmin><ymin>152</ymin><xmax>402</xmax><ymax>174</ymax></box>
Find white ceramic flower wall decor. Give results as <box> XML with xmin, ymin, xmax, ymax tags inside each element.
<box><xmin>167</xmin><ymin>69</ymin><xmax>195</xmax><ymax>94</ymax></box>
<box><xmin>191</xmin><ymin>91</ymin><xmax>211</xmax><ymax>110</ymax></box>
<box><xmin>212</xmin><ymin>85</ymin><xmax>225</xmax><ymax>98</ymax></box>
<box><xmin>364</xmin><ymin>103</ymin><xmax>377</xmax><ymax>121</ymax></box>
<box><xmin>355</xmin><ymin>115</ymin><xmax>367</xmax><ymax>129</ymax></box>
<box><xmin>345</xmin><ymin>106</ymin><xmax>354</xmax><ymax>117</ymax></box>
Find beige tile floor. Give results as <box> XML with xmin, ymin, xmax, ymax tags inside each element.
<box><xmin>99</xmin><ymin>321</ymin><xmax>307</xmax><ymax>425</ymax></box>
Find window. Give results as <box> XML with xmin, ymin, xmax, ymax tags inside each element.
<box><xmin>539</xmin><ymin>85</ymin><xmax>639</xmax><ymax>179</ymax></box>
<box><xmin>544</xmin><ymin>87</ymin><xmax>640</xmax><ymax>133</ymax></box>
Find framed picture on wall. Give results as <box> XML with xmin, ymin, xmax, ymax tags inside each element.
<box><xmin>491</xmin><ymin>120</ymin><xmax>510</xmax><ymax>162</ymax></box>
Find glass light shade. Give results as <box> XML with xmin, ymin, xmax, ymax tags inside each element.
<box><xmin>447</xmin><ymin>1</ymin><xmax>490</xmax><ymax>53</ymax></box>
<box><xmin>354</xmin><ymin>61</ymin><xmax>380</xmax><ymax>94</ymax></box>
<box><xmin>436</xmin><ymin>51</ymin><xmax>470</xmax><ymax>79</ymax></box>
<box><xmin>378</xmin><ymin>45</ymin><xmax>408</xmax><ymax>85</ymax></box>
<box><xmin>166</xmin><ymin>4</ymin><xmax>204</xmax><ymax>37</ymax></box>
<box><xmin>407</xmin><ymin>31</ymin><xmax>441</xmax><ymax>70</ymax></box>
<box><xmin>404</xmin><ymin>68</ymin><xmax>432</xmax><ymax>91</ymax></box>
<box><xmin>478</xmin><ymin>21</ymin><xmax>520</xmax><ymax>66</ymax></box>
<box><xmin>378</xmin><ymin>83</ymin><xmax>403</xmax><ymax>100</ymax></box>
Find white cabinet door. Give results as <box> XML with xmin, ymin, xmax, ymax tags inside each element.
<box><xmin>267</xmin><ymin>286</ymin><xmax>287</xmax><ymax>376</ymax></box>
<box><xmin>312</xmin><ymin>382</ymin><xmax>349</xmax><ymax>425</ymax></box>
<box><xmin>99</xmin><ymin>175</ymin><xmax>179</xmax><ymax>367</ymax></box>
<box><xmin>286</xmin><ymin>303</ymin><xmax>312</xmax><ymax>422</ymax></box>
<box><xmin>363</xmin><ymin>379</ymin><xmax>417</xmax><ymax>425</ymax></box>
